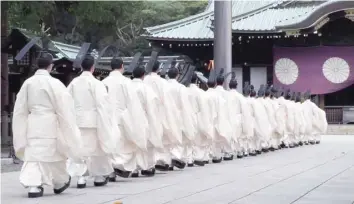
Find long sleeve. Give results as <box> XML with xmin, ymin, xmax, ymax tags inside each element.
<box><xmin>12</xmin><ymin>82</ymin><xmax>29</xmax><ymax>160</ymax></box>
<box><xmin>93</xmin><ymin>82</ymin><xmax>117</xmax><ymax>154</ymax></box>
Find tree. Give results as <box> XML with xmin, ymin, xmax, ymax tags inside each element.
<box><xmin>6</xmin><ymin>1</ymin><xmax>208</xmax><ymax>55</ymax></box>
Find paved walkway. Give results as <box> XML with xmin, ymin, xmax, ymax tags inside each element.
<box><xmin>1</xmin><ymin>135</ymin><xmax>354</xmax><ymax>204</ymax></box>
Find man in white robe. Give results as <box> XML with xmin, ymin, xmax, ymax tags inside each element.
<box><xmin>253</xmin><ymin>85</ymin><xmax>272</xmax><ymax>153</ymax></box>
<box><xmin>244</xmin><ymin>86</ymin><xmax>258</xmax><ymax>156</ymax></box>
<box><xmin>144</xmin><ymin>62</ymin><xmax>184</xmax><ymax>170</ymax></box>
<box><xmin>205</xmin><ymin>78</ymin><xmax>231</xmax><ymax>163</ymax></box>
<box><xmin>269</xmin><ymin>87</ymin><xmax>286</xmax><ymax>149</ymax></box>
<box><xmin>129</xmin><ymin>66</ymin><xmax>165</xmax><ymax>176</ymax></box>
<box><xmin>213</xmin><ymin>72</ymin><xmax>233</xmax><ymax>160</ymax></box>
<box><xmin>67</xmin><ymin>55</ymin><xmax>115</xmax><ymax>188</ymax></box>
<box><xmin>102</xmin><ymin>58</ymin><xmax>149</xmax><ymax>180</ymax></box>
<box><xmin>228</xmin><ymin>79</ymin><xmax>253</xmax><ymax>158</ymax></box>
<box><xmin>166</xmin><ymin>68</ymin><xmax>197</xmax><ymax>167</ymax></box>
<box><xmin>294</xmin><ymin>92</ymin><xmax>306</xmax><ymax>146</ymax></box>
<box><xmin>13</xmin><ymin>53</ymin><xmax>80</xmax><ymax>198</ymax></box>
<box><xmin>263</xmin><ymin>86</ymin><xmax>279</xmax><ymax>151</ymax></box>
<box><xmin>188</xmin><ymin>73</ymin><xmax>212</xmax><ymax>165</ymax></box>
<box><xmin>282</xmin><ymin>90</ymin><xmax>296</xmax><ymax>148</ymax></box>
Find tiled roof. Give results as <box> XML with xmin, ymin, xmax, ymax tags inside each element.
<box><xmin>144</xmin><ymin>0</ymin><xmax>278</xmax><ymax>40</ymax></box>
<box><xmin>144</xmin><ymin>0</ymin><xmax>345</xmax><ymax>39</ymax></box>
<box><xmin>231</xmin><ymin>1</ymin><xmax>323</xmax><ymax>32</ymax></box>
<box><xmin>52</xmin><ymin>41</ymin><xmax>99</xmax><ymax>59</ymax></box>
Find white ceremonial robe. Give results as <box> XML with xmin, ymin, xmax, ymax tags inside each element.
<box><xmin>131</xmin><ymin>78</ymin><xmax>164</xmax><ymax>170</ymax></box>
<box><xmin>281</xmin><ymin>98</ymin><xmax>295</xmax><ymax>146</ymax></box>
<box><xmin>229</xmin><ymin>90</ymin><xmax>253</xmax><ymax>154</ymax></box>
<box><xmin>13</xmin><ymin>69</ymin><xmax>82</xmax><ymax>187</ymax></box>
<box><xmin>253</xmin><ymin>97</ymin><xmax>272</xmax><ymax>150</ymax></box>
<box><xmin>295</xmin><ymin>102</ymin><xmax>306</xmax><ymax>143</ymax></box>
<box><xmin>188</xmin><ymin>84</ymin><xmax>214</xmax><ymax>162</ymax></box>
<box><xmin>244</xmin><ymin>96</ymin><xmax>257</xmax><ymax>153</ymax></box>
<box><xmin>271</xmin><ymin>98</ymin><xmax>286</xmax><ymax>147</ymax></box>
<box><xmin>102</xmin><ymin>71</ymin><xmax>148</xmax><ymax>172</ymax></box>
<box><xmin>167</xmin><ymin>79</ymin><xmax>197</xmax><ymax>163</ymax></box>
<box><xmin>214</xmin><ymin>86</ymin><xmax>233</xmax><ymax>156</ymax></box>
<box><xmin>144</xmin><ymin>73</ymin><xmax>181</xmax><ymax>165</ymax></box>
<box><xmin>263</xmin><ymin>97</ymin><xmax>278</xmax><ymax>149</ymax></box>
<box><xmin>206</xmin><ymin>88</ymin><xmax>231</xmax><ymax>159</ymax></box>
<box><xmin>316</xmin><ymin>107</ymin><xmax>328</xmax><ymax>141</ymax></box>
<box><xmin>67</xmin><ymin>71</ymin><xmax>115</xmax><ymax>177</ymax></box>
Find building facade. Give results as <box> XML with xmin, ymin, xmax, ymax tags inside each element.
<box><xmin>144</xmin><ymin>0</ymin><xmax>354</xmax><ymax>124</ymax></box>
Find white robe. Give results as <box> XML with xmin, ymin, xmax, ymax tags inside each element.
<box><xmin>188</xmin><ymin>84</ymin><xmax>213</xmax><ymax>161</ymax></box>
<box><xmin>226</xmin><ymin>89</ymin><xmax>242</xmax><ymax>153</ymax></box>
<box><xmin>271</xmin><ymin>97</ymin><xmax>286</xmax><ymax>146</ymax></box>
<box><xmin>12</xmin><ymin>69</ymin><xmax>81</xmax><ymax>187</ymax></box>
<box><xmin>229</xmin><ymin>90</ymin><xmax>253</xmax><ymax>153</ymax></box>
<box><xmin>131</xmin><ymin>78</ymin><xmax>164</xmax><ymax>169</ymax></box>
<box><xmin>167</xmin><ymin>79</ymin><xmax>197</xmax><ymax>162</ymax></box>
<box><xmin>102</xmin><ymin>71</ymin><xmax>148</xmax><ymax>171</ymax></box>
<box><xmin>144</xmin><ymin>73</ymin><xmax>181</xmax><ymax>165</ymax></box>
<box><xmin>253</xmin><ymin>97</ymin><xmax>272</xmax><ymax>149</ymax></box>
<box><xmin>244</xmin><ymin>96</ymin><xmax>256</xmax><ymax>152</ymax></box>
<box><xmin>67</xmin><ymin>71</ymin><xmax>115</xmax><ymax>177</ymax></box>
<box><xmin>206</xmin><ymin>88</ymin><xmax>231</xmax><ymax>158</ymax></box>
<box><xmin>279</xmin><ymin>97</ymin><xmax>295</xmax><ymax>145</ymax></box>
<box><xmin>263</xmin><ymin>97</ymin><xmax>278</xmax><ymax>148</ymax></box>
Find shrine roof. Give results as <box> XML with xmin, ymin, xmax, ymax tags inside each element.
<box><xmin>144</xmin><ymin>0</ymin><xmax>350</xmax><ymax>40</ymax></box>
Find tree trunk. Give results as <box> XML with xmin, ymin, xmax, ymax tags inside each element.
<box><xmin>1</xmin><ymin>1</ymin><xmax>9</xmax><ymax>144</ymax></box>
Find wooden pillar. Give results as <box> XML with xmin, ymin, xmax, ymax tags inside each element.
<box><xmin>1</xmin><ymin>1</ymin><xmax>9</xmax><ymax>144</ymax></box>
<box><xmin>319</xmin><ymin>94</ymin><xmax>325</xmax><ymax>110</ymax></box>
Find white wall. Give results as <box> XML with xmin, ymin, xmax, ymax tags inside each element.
<box><xmin>250</xmin><ymin>67</ymin><xmax>267</xmax><ymax>92</ymax></box>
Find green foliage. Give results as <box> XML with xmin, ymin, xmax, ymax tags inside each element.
<box><xmin>6</xmin><ymin>1</ymin><xmax>208</xmax><ymax>55</ymax></box>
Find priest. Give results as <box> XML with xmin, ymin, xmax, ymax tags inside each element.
<box><xmin>166</xmin><ymin>67</ymin><xmax>197</xmax><ymax>167</ymax></box>
<box><xmin>129</xmin><ymin>66</ymin><xmax>164</xmax><ymax>176</ymax></box>
<box><xmin>228</xmin><ymin>75</ymin><xmax>253</xmax><ymax>158</ymax></box>
<box><xmin>102</xmin><ymin>57</ymin><xmax>148</xmax><ymax>180</ymax></box>
<box><xmin>213</xmin><ymin>70</ymin><xmax>233</xmax><ymax>160</ymax></box>
<box><xmin>67</xmin><ymin>54</ymin><xmax>115</xmax><ymax>188</ymax></box>
<box><xmin>243</xmin><ymin>83</ymin><xmax>256</xmax><ymax>156</ymax></box>
<box><xmin>188</xmin><ymin>73</ymin><xmax>212</xmax><ymax>166</ymax></box>
<box><xmin>205</xmin><ymin>70</ymin><xmax>231</xmax><ymax>163</ymax></box>
<box><xmin>270</xmin><ymin>87</ymin><xmax>286</xmax><ymax>149</ymax></box>
<box><xmin>144</xmin><ymin>61</ymin><xmax>184</xmax><ymax>170</ymax></box>
<box><xmin>13</xmin><ymin>52</ymin><xmax>80</xmax><ymax>198</ymax></box>
<box><xmin>263</xmin><ymin>85</ymin><xmax>278</xmax><ymax>151</ymax></box>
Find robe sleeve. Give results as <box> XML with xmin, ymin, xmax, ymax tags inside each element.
<box><xmin>163</xmin><ymin>89</ymin><xmax>183</xmax><ymax>144</ymax></box>
<box><xmin>144</xmin><ymin>87</ymin><xmax>163</xmax><ymax>148</ymax></box>
<box><xmin>179</xmin><ymin>87</ymin><xmax>196</xmax><ymax>141</ymax></box>
<box><xmin>12</xmin><ymin>82</ymin><xmax>29</xmax><ymax>160</ymax></box>
<box><xmin>123</xmin><ymin>86</ymin><xmax>148</xmax><ymax>150</ymax></box>
<box><xmin>215</xmin><ymin>96</ymin><xmax>232</xmax><ymax>143</ymax></box>
<box><xmin>92</xmin><ymin>82</ymin><xmax>117</xmax><ymax>154</ymax></box>
<box><xmin>197</xmin><ymin>91</ymin><xmax>213</xmax><ymax>139</ymax></box>
<box><xmin>239</xmin><ymin>98</ymin><xmax>253</xmax><ymax>137</ymax></box>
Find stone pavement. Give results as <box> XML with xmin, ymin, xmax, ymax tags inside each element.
<box><xmin>1</xmin><ymin>135</ymin><xmax>354</xmax><ymax>204</ymax></box>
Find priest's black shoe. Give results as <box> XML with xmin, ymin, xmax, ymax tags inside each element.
<box><xmin>155</xmin><ymin>164</ymin><xmax>169</xmax><ymax>171</ymax></box>
<box><xmin>212</xmin><ymin>158</ymin><xmax>222</xmax><ymax>163</ymax></box>
<box><xmin>223</xmin><ymin>155</ymin><xmax>234</xmax><ymax>161</ymax></box>
<box><xmin>237</xmin><ymin>154</ymin><xmax>243</xmax><ymax>159</ymax></box>
<box><xmin>94</xmin><ymin>177</ymin><xmax>108</xmax><ymax>187</ymax></box>
<box><xmin>262</xmin><ymin>148</ymin><xmax>269</xmax><ymax>153</ymax></box>
<box><xmin>299</xmin><ymin>141</ymin><xmax>304</xmax><ymax>146</ymax></box>
<box><xmin>315</xmin><ymin>141</ymin><xmax>320</xmax><ymax>144</ymax></box>
<box><xmin>114</xmin><ymin>168</ymin><xmax>131</xmax><ymax>178</ymax></box>
<box><xmin>310</xmin><ymin>141</ymin><xmax>316</xmax><ymax>145</ymax></box>
<box><xmin>54</xmin><ymin>176</ymin><xmax>71</xmax><ymax>194</ymax></box>
<box><xmin>131</xmin><ymin>171</ymin><xmax>139</xmax><ymax>178</ymax></box>
<box><xmin>187</xmin><ymin>163</ymin><xmax>194</xmax><ymax>167</ymax></box>
<box><xmin>172</xmin><ymin>159</ymin><xmax>186</xmax><ymax>169</ymax></box>
<box><xmin>141</xmin><ymin>168</ymin><xmax>155</xmax><ymax>177</ymax></box>
<box><xmin>168</xmin><ymin>166</ymin><xmax>174</xmax><ymax>171</ymax></box>
<box><xmin>28</xmin><ymin>187</ymin><xmax>44</xmax><ymax>198</ymax></box>
<box><xmin>256</xmin><ymin>150</ymin><xmax>262</xmax><ymax>154</ymax></box>
<box><xmin>203</xmin><ymin>160</ymin><xmax>209</xmax><ymax>164</ymax></box>
<box><xmin>269</xmin><ymin>147</ymin><xmax>275</xmax><ymax>152</ymax></box>
<box><xmin>194</xmin><ymin>160</ymin><xmax>205</xmax><ymax>166</ymax></box>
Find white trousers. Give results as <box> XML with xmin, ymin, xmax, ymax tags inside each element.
<box><xmin>20</xmin><ymin>161</ymin><xmax>69</xmax><ymax>188</ymax></box>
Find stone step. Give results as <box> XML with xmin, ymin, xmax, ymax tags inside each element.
<box><xmin>325</xmin><ymin>125</ymin><xmax>354</xmax><ymax>135</ymax></box>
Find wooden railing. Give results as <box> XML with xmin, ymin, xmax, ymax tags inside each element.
<box><xmin>324</xmin><ymin>106</ymin><xmax>343</xmax><ymax>124</ymax></box>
